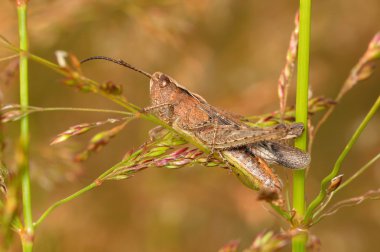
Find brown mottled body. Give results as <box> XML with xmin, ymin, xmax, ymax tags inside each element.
<box><xmin>149</xmin><ymin>72</ymin><xmax>310</xmax><ymax>192</ymax></box>
<box><xmin>149</xmin><ymin>72</ymin><xmax>306</xmax><ymax>149</ymax></box>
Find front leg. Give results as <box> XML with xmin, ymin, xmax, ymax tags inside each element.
<box><xmin>205</xmin><ymin>117</ymin><xmax>220</xmax><ymax>161</ymax></box>
<box><xmin>209</xmin><ymin>117</ymin><xmax>219</xmax><ymax>155</ymax></box>
<box><xmin>141</xmin><ymin>102</ymin><xmax>176</xmax><ymax>124</ymax></box>
<box><xmin>148</xmin><ymin>126</ymin><xmax>167</xmax><ymax>141</ymax></box>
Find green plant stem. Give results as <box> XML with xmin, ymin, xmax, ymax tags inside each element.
<box><xmin>32</xmin><ymin>107</ymin><xmax>132</xmax><ymax>115</ymax></box>
<box><xmin>336</xmin><ymin>152</ymin><xmax>380</xmax><ymax>193</ymax></box>
<box><xmin>304</xmin><ymin>96</ymin><xmax>380</xmax><ymax>224</ymax></box>
<box><xmin>17</xmin><ymin>2</ymin><xmax>34</xmax><ymax>252</ymax></box>
<box><xmin>33</xmin><ymin>183</ymin><xmax>98</xmax><ymax>227</ymax></box>
<box><xmin>310</xmin><ymin>153</ymin><xmax>380</xmax><ymax>221</ymax></box>
<box><xmin>292</xmin><ymin>0</ymin><xmax>311</xmax><ymax>251</ymax></box>
<box><xmin>310</xmin><ymin>151</ymin><xmax>380</xmax><ymax>225</ymax></box>
<box><xmin>2</xmin><ymin>105</ymin><xmax>134</xmax><ymax>117</ymax></box>
<box><xmin>33</xmin><ymin>152</ymin><xmax>137</xmax><ymax>227</ymax></box>
<box><xmin>0</xmin><ymin>36</ymin><xmax>67</xmax><ymax>76</ymax></box>
<box><xmin>270</xmin><ymin>203</ymin><xmax>292</xmax><ymax>221</ymax></box>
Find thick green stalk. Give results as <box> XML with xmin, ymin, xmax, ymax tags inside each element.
<box><xmin>17</xmin><ymin>2</ymin><xmax>34</xmax><ymax>251</ymax></box>
<box><xmin>292</xmin><ymin>0</ymin><xmax>311</xmax><ymax>251</ymax></box>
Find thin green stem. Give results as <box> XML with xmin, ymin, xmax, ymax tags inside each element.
<box><xmin>96</xmin><ymin>162</ymin><xmax>129</xmax><ymax>181</ymax></box>
<box><xmin>292</xmin><ymin>0</ymin><xmax>311</xmax><ymax>251</ymax></box>
<box><xmin>310</xmin><ymin>152</ymin><xmax>380</xmax><ymax>222</ymax></box>
<box><xmin>0</xmin><ymin>37</ymin><xmax>67</xmax><ymax>76</ymax></box>
<box><xmin>17</xmin><ymin>2</ymin><xmax>33</xmax><ymax>252</ymax></box>
<box><xmin>2</xmin><ymin>104</ymin><xmax>134</xmax><ymax>116</ymax></box>
<box><xmin>33</xmin><ymin>183</ymin><xmax>98</xmax><ymax>227</ymax></box>
<box><xmin>304</xmin><ymin>96</ymin><xmax>380</xmax><ymax>224</ymax></box>
<box><xmin>270</xmin><ymin>203</ymin><xmax>292</xmax><ymax>221</ymax></box>
<box><xmin>33</xmin><ymin>153</ymin><xmax>137</xmax><ymax>228</ymax></box>
<box><xmin>30</xmin><ymin>106</ymin><xmax>133</xmax><ymax>115</ymax></box>
<box><xmin>336</xmin><ymin>152</ymin><xmax>380</xmax><ymax>193</ymax></box>
<box><xmin>309</xmin><ymin>153</ymin><xmax>380</xmax><ymax>226</ymax></box>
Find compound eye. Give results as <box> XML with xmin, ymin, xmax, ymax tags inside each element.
<box><xmin>159</xmin><ymin>75</ymin><xmax>171</xmax><ymax>87</ymax></box>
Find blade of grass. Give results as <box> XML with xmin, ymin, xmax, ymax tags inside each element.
<box><xmin>292</xmin><ymin>0</ymin><xmax>311</xmax><ymax>251</ymax></box>
<box><xmin>16</xmin><ymin>1</ymin><xmax>34</xmax><ymax>251</ymax></box>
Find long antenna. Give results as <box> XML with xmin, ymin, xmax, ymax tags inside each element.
<box><xmin>80</xmin><ymin>56</ymin><xmax>152</xmax><ymax>78</ymax></box>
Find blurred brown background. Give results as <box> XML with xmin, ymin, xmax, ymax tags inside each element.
<box><xmin>1</xmin><ymin>0</ymin><xmax>379</xmax><ymax>251</ymax></box>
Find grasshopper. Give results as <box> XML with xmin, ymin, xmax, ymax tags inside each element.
<box><xmin>81</xmin><ymin>56</ymin><xmax>310</xmax><ymax>194</ymax></box>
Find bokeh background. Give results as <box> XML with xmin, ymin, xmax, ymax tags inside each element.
<box><xmin>1</xmin><ymin>0</ymin><xmax>379</xmax><ymax>251</ymax></box>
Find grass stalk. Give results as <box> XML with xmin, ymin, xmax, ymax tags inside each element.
<box><xmin>16</xmin><ymin>1</ymin><xmax>34</xmax><ymax>251</ymax></box>
<box><xmin>292</xmin><ymin>0</ymin><xmax>311</xmax><ymax>251</ymax></box>
<box><xmin>33</xmin><ymin>183</ymin><xmax>98</xmax><ymax>227</ymax></box>
<box><xmin>33</xmin><ymin>145</ymin><xmax>150</xmax><ymax>228</ymax></box>
<box><xmin>335</xmin><ymin>152</ymin><xmax>380</xmax><ymax>193</ymax></box>
<box><xmin>304</xmin><ymin>96</ymin><xmax>380</xmax><ymax>224</ymax></box>
<box><xmin>309</xmin><ymin>152</ymin><xmax>380</xmax><ymax>226</ymax></box>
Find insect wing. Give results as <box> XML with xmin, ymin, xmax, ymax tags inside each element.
<box><xmin>249</xmin><ymin>141</ymin><xmax>310</xmax><ymax>169</ymax></box>
<box><xmin>195</xmin><ymin>126</ymin><xmax>291</xmax><ymax>149</ymax></box>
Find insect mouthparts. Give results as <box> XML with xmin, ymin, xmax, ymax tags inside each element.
<box><xmin>80</xmin><ymin>56</ymin><xmax>152</xmax><ymax>79</ymax></box>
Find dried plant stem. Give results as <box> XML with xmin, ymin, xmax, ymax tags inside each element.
<box><xmin>278</xmin><ymin>11</ymin><xmax>299</xmax><ymax>118</ymax></box>
<box><xmin>292</xmin><ymin>0</ymin><xmax>311</xmax><ymax>251</ymax></box>
<box><xmin>16</xmin><ymin>1</ymin><xmax>34</xmax><ymax>252</ymax></box>
<box><xmin>0</xmin><ymin>54</ymin><xmax>19</xmax><ymax>62</ymax></box>
<box><xmin>304</xmin><ymin>96</ymin><xmax>380</xmax><ymax>224</ymax></box>
<box><xmin>313</xmin><ymin>188</ymin><xmax>380</xmax><ymax>225</ymax></box>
